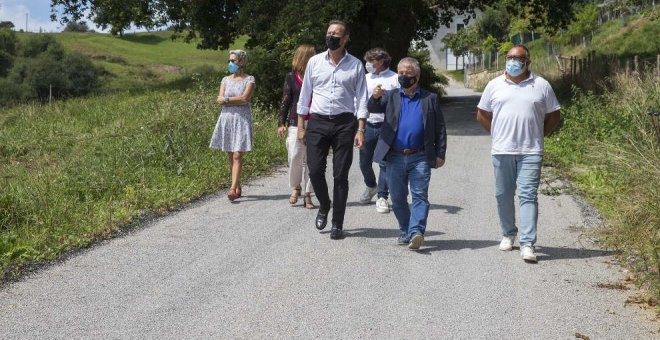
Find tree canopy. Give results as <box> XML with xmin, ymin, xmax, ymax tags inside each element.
<box><xmin>49</xmin><ymin>0</ymin><xmax>584</xmax><ymax>105</ymax></box>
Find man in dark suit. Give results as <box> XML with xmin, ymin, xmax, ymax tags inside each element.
<box><xmin>371</xmin><ymin>57</ymin><xmax>447</xmax><ymax>250</ymax></box>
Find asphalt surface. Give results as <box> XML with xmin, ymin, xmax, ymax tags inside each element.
<box><xmin>1</xmin><ymin>82</ymin><xmax>657</xmax><ymax>339</ymax></box>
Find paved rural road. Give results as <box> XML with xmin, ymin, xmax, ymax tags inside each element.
<box><xmin>1</xmin><ymin>82</ymin><xmax>657</xmax><ymax>339</ymax></box>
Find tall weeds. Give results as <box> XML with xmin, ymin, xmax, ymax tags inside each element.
<box><xmin>0</xmin><ymin>80</ymin><xmax>286</xmax><ymax>280</ymax></box>
<box><xmin>546</xmin><ymin>73</ymin><xmax>660</xmax><ymax>302</ymax></box>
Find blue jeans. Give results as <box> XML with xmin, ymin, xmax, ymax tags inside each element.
<box><xmin>492</xmin><ymin>154</ymin><xmax>543</xmax><ymax>247</ymax></box>
<box><xmin>385</xmin><ymin>152</ymin><xmax>431</xmax><ymax>240</ymax></box>
<box><xmin>359</xmin><ymin>123</ymin><xmax>388</xmax><ymax>199</ymax></box>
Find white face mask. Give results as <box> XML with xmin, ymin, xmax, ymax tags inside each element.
<box><xmin>365</xmin><ymin>62</ymin><xmax>376</xmax><ymax>74</ymax></box>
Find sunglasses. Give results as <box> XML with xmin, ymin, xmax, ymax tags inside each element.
<box><xmin>228</xmin><ymin>59</ymin><xmax>238</xmax><ymax>63</ymax></box>
<box><xmin>505</xmin><ymin>55</ymin><xmax>527</xmax><ymax>62</ymax></box>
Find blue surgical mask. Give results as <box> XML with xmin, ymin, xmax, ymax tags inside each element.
<box><xmin>506</xmin><ymin>59</ymin><xmax>524</xmax><ymax>77</ymax></box>
<box><xmin>228</xmin><ymin>61</ymin><xmax>239</xmax><ymax>74</ymax></box>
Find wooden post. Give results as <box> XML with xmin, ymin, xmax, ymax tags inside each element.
<box><xmin>49</xmin><ymin>85</ymin><xmax>52</xmax><ymax>105</ymax></box>
<box><xmin>578</xmin><ymin>58</ymin><xmax>583</xmax><ymax>75</ymax></box>
<box><xmin>571</xmin><ymin>56</ymin><xmax>577</xmax><ymax>78</ymax></box>
<box><xmin>625</xmin><ymin>59</ymin><xmax>630</xmax><ymax>76</ymax></box>
<box><xmin>634</xmin><ymin>55</ymin><xmax>639</xmax><ymax>73</ymax></box>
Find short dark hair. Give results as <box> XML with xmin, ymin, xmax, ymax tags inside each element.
<box><xmin>364</xmin><ymin>48</ymin><xmax>392</xmax><ymax>68</ymax></box>
<box><xmin>511</xmin><ymin>44</ymin><xmax>530</xmax><ymax>58</ymax></box>
<box><xmin>328</xmin><ymin>20</ymin><xmax>349</xmax><ymax>36</ymax></box>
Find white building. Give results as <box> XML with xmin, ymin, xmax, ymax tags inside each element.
<box><xmin>425</xmin><ymin>9</ymin><xmax>481</xmax><ymax>71</ymax></box>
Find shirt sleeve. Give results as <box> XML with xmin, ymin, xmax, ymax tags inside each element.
<box><xmin>247</xmin><ymin>75</ymin><xmax>256</xmax><ymax>84</ymax></box>
<box><xmin>544</xmin><ymin>83</ymin><xmax>561</xmax><ymax>113</ymax></box>
<box><xmin>354</xmin><ymin>62</ymin><xmax>369</xmax><ymax>119</ymax></box>
<box><xmin>278</xmin><ymin>75</ymin><xmax>292</xmax><ymax>127</ymax></box>
<box><xmin>297</xmin><ymin>59</ymin><xmax>314</xmax><ymax>116</ymax></box>
<box><xmin>477</xmin><ymin>81</ymin><xmax>493</xmax><ymax>112</ymax></box>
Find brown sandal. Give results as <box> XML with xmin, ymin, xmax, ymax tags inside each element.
<box><xmin>303</xmin><ymin>193</ymin><xmax>315</xmax><ymax>209</ymax></box>
<box><xmin>228</xmin><ymin>188</ymin><xmax>239</xmax><ymax>201</ymax></box>
<box><xmin>289</xmin><ymin>187</ymin><xmax>301</xmax><ymax>205</ymax></box>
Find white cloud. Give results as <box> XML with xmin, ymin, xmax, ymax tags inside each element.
<box><xmin>0</xmin><ymin>1</ymin><xmax>113</xmax><ymax>33</ymax></box>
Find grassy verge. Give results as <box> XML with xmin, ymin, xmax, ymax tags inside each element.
<box><xmin>0</xmin><ymin>80</ymin><xmax>286</xmax><ymax>280</ymax></box>
<box><xmin>445</xmin><ymin>70</ymin><xmax>465</xmax><ymax>83</ymax></box>
<box><xmin>545</xmin><ymin>74</ymin><xmax>659</xmax><ymax>306</ymax></box>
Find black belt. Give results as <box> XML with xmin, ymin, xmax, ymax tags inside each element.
<box><xmin>367</xmin><ymin>122</ymin><xmax>383</xmax><ymax>127</ymax></box>
<box><xmin>311</xmin><ymin>112</ymin><xmax>353</xmax><ymax>120</ymax></box>
<box><xmin>391</xmin><ymin>147</ymin><xmax>422</xmax><ymax>155</ymax></box>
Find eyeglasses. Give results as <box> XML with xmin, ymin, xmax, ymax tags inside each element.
<box><xmin>505</xmin><ymin>55</ymin><xmax>527</xmax><ymax>62</ymax></box>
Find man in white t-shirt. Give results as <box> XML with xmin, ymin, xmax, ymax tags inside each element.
<box><xmin>359</xmin><ymin>48</ymin><xmax>400</xmax><ymax>214</ymax></box>
<box><xmin>476</xmin><ymin>45</ymin><xmax>561</xmax><ymax>262</ymax></box>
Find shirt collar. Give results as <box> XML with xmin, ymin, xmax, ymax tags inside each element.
<box><xmin>503</xmin><ymin>71</ymin><xmax>535</xmax><ymax>84</ymax></box>
<box><xmin>323</xmin><ymin>50</ymin><xmax>348</xmax><ymax>66</ymax></box>
<box><xmin>399</xmin><ymin>87</ymin><xmax>421</xmax><ymax>98</ymax></box>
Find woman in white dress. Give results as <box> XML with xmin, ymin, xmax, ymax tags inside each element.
<box><xmin>210</xmin><ymin>50</ymin><xmax>256</xmax><ymax>201</ymax></box>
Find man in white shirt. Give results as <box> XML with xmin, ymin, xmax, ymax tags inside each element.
<box><xmin>476</xmin><ymin>45</ymin><xmax>561</xmax><ymax>262</ymax></box>
<box><xmin>297</xmin><ymin>20</ymin><xmax>369</xmax><ymax>240</ymax></box>
<box><xmin>359</xmin><ymin>48</ymin><xmax>400</xmax><ymax>214</ymax></box>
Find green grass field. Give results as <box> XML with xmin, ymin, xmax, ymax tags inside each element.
<box><xmin>24</xmin><ymin>31</ymin><xmax>248</xmax><ymax>91</ymax></box>
<box><xmin>0</xmin><ymin>82</ymin><xmax>286</xmax><ymax>280</ymax></box>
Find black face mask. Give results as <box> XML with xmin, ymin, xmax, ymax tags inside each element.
<box><xmin>398</xmin><ymin>75</ymin><xmax>417</xmax><ymax>89</ymax></box>
<box><xmin>325</xmin><ymin>35</ymin><xmax>342</xmax><ymax>51</ymax></box>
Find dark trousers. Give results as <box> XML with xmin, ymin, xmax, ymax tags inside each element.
<box><xmin>358</xmin><ymin>122</ymin><xmax>389</xmax><ymax>199</ymax></box>
<box><xmin>306</xmin><ymin>113</ymin><xmax>356</xmax><ymax>227</ymax></box>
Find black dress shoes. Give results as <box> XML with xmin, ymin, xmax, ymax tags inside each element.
<box><xmin>315</xmin><ymin>202</ymin><xmax>331</xmax><ymax>230</ymax></box>
<box><xmin>330</xmin><ymin>224</ymin><xmax>344</xmax><ymax>240</ymax></box>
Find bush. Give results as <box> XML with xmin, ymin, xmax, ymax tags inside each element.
<box><xmin>63</xmin><ymin>22</ymin><xmax>89</xmax><ymax>33</ymax></box>
<box><xmin>0</xmin><ymin>28</ymin><xmax>17</xmax><ymax>55</ymax></box>
<box><xmin>0</xmin><ymin>77</ymin><xmax>24</xmax><ymax>104</ymax></box>
<box><xmin>0</xmin><ymin>51</ymin><xmax>12</xmax><ymax>77</ymax></box>
<box><xmin>408</xmin><ymin>48</ymin><xmax>448</xmax><ymax>95</ymax></box>
<box><xmin>546</xmin><ymin>74</ymin><xmax>660</xmax><ymax>303</ymax></box>
<box><xmin>19</xmin><ymin>34</ymin><xmax>58</xmax><ymax>58</ymax></box>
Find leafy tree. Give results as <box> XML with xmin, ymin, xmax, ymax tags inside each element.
<box><xmin>476</xmin><ymin>4</ymin><xmax>510</xmax><ymax>42</ymax></box>
<box><xmin>63</xmin><ymin>21</ymin><xmax>90</xmax><ymax>32</ymax></box>
<box><xmin>0</xmin><ymin>21</ymin><xmax>15</xmax><ymax>29</ymax></box>
<box><xmin>49</xmin><ymin>0</ymin><xmax>586</xmax><ymax>105</ymax></box>
<box><xmin>442</xmin><ymin>25</ymin><xmax>480</xmax><ymax>58</ymax></box>
<box><xmin>498</xmin><ymin>0</ymin><xmax>590</xmax><ymax>35</ymax></box>
<box><xmin>567</xmin><ymin>3</ymin><xmax>600</xmax><ymax>38</ymax></box>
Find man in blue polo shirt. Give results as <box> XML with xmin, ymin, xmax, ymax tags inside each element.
<box><xmin>371</xmin><ymin>57</ymin><xmax>447</xmax><ymax>250</ymax></box>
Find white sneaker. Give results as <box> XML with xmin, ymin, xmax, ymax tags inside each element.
<box><xmin>521</xmin><ymin>245</ymin><xmax>538</xmax><ymax>262</ymax></box>
<box><xmin>408</xmin><ymin>233</ymin><xmax>424</xmax><ymax>250</ymax></box>
<box><xmin>499</xmin><ymin>236</ymin><xmax>515</xmax><ymax>251</ymax></box>
<box><xmin>375</xmin><ymin>197</ymin><xmax>390</xmax><ymax>213</ymax></box>
<box><xmin>359</xmin><ymin>186</ymin><xmax>378</xmax><ymax>203</ymax></box>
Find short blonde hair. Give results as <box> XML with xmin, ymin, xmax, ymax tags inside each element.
<box><xmin>229</xmin><ymin>49</ymin><xmax>248</xmax><ymax>63</ymax></box>
<box><xmin>292</xmin><ymin>44</ymin><xmax>315</xmax><ymax>74</ymax></box>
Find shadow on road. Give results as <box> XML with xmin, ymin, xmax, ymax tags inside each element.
<box><xmin>440</xmin><ymin>95</ymin><xmax>488</xmax><ymax>137</ymax></box>
<box><xmin>414</xmin><ymin>239</ymin><xmax>500</xmax><ymax>255</ymax></box>
<box><xmin>339</xmin><ymin>228</ymin><xmax>445</xmax><ymax>239</ymax></box>
<box><xmin>535</xmin><ymin>246</ymin><xmax>615</xmax><ymax>261</ymax></box>
<box><xmin>231</xmin><ymin>194</ymin><xmax>291</xmax><ymax>202</ymax></box>
<box><xmin>429</xmin><ymin>203</ymin><xmax>463</xmax><ymax>214</ymax></box>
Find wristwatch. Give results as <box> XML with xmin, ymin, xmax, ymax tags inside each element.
<box><xmin>224</xmin><ymin>96</ymin><xmax>229</xmax><ymax>103</ymax></box>
<box><xmin>357</xmin><ymin>128</ymin><xmax>366</xmax><ymax>133</ymax></box>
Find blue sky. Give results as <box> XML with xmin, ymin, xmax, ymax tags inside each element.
<box><xmin>0</xmin><ymin>0</ymin><xmax>149</xmax><ymax>33</ymax></box>
<box><xmin>0</xmin><ymin>0</ymin><xmax>63</xmax><ymax>32</ymax></box>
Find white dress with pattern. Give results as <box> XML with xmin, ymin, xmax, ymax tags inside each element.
<box><xmin>209</xmin><ymin>75</ymin><xmax>255</xmax><ymax>152</ymax></box>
